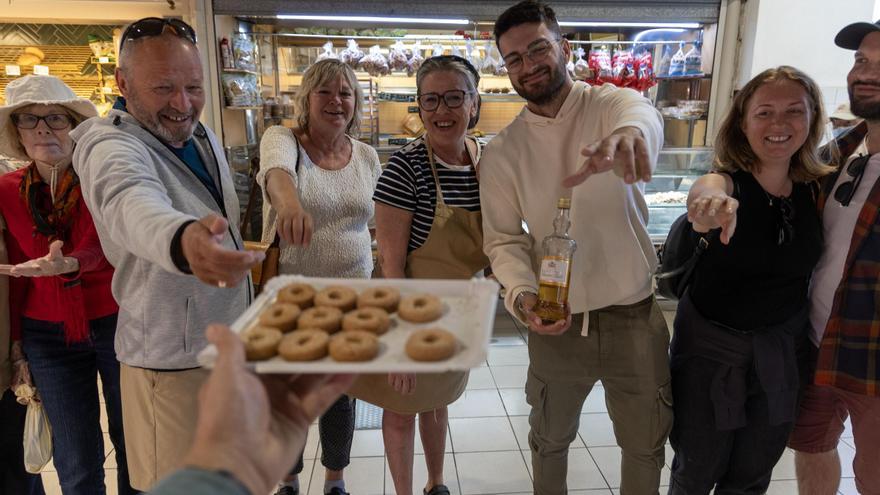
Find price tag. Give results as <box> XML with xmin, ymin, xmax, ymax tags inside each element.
<box><xmin>5</xmin><ymin>65</ymin><xmax>21</xmax><ymax>76</ymax></box>
<box><xmin>33</xmin><ymin>65</ymin><xmax>49</xmax><ymax>75</ymax></box>
<box><xmin>98</xmin><ymin>56</ymin><xmax>110</xmax><ymax>64</ymax></box>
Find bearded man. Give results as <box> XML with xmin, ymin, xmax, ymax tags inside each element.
<box><xmin>71</xmin><ymin>18</ymin><xmax>263</xmax><ymax>490</ymax></box>
<box><xmin>479</xmin><ymin>2</ymin><xmax>669</xmax><ymax>494</ymax></box>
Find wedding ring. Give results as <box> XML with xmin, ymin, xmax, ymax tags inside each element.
<box><xmin>217</xmin><ymin>280</ymin><xmax>227</xmax><ymax>288</ymax></box>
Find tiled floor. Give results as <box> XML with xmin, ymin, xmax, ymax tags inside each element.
<box><xmin>41</xmin><ymin>306</ymin><xmax>859</xmax><ymax>494</ymax></box>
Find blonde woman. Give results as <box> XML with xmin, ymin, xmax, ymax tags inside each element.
<box><xmin>257</xmin><ymin>59</ymin><xmax>381</xmax><ymax>495</ymax></box>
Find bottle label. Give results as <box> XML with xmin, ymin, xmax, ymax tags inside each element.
<box><xmin>539</xmin><ymin>256</ymin><xmax>570</xmax><ymax>287</ymax></box>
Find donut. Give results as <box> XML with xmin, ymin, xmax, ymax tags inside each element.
<box><xmin>342</xmin><ymin>307</ymin><xmax>391</xmax><ymax>335</ymax></box>
<box><xmin>397</xmin><ymin>294</ymin><xmax>444</xmax><ymax>323</ymax></box>
<box><xmin>278</xmin><ymin>329</ymin><xmax>329</xmax><ymax>361</ymax></box>
<box><xmin>357</xmin><ymin>287</ymin><xmax>401</xmax><ymax>313</ymax></box>
<box><xmin>258</xmin><ymin>302</ymin><xmax>301</xmax><ymax>332</ymax></box>
<box><xmin>328</xmin><ymin>330</ymin><xmax>380</xmax><ymax>362</ymax></box>
<box><xmin>278</xmin><ymin>283</ymin><xmax>316</xmax><ymax>309</ymax></box>
<box><xmin>405</xmin><ymin>328</ymin><xmax>457</xmax><ymax>361</ymax></box>
<box><xmin>314</xmin><ymin>286</ymin><xmax>358</xmax><ymax>312</ymax></box>
<box><xmin>297</xmin><ymin>306</ymin><xmax>343</xmax><ymax>333</ymax></box>
<box><xmin>240</xmin><ymin>326</ymin><xmax>283</xmax><ymax>361</ymax></box>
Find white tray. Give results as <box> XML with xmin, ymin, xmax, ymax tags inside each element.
<box><xmin>198</xmin><ymin>275</ymin><xmax>500</xmax><ymax>373</ymax></box>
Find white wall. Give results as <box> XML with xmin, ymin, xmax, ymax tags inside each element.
<box><xmin>738</xmin><ymin>0</ymin><xmax>874</xmax><ymax>114</ymax></box>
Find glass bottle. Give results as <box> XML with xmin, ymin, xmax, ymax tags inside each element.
<box><xmin>534</xmin><ymin>198</ymin><xmax>577</xmax><ymax>323</ymax></box>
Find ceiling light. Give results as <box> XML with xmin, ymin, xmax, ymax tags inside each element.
<box><xmin>276</xmin><ymin>14</ymin><xmax>469</xmax><ymax>25</ymax></box>
<box><xmin>559</xmin><ymin>21</ymin><xmax>701</xmax><ymax>29</ymax></box>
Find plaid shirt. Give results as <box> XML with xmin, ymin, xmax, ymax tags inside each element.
<box><xmin>814</xmin><ymin>121</ymin><xmax>880</xmax><ymax>396</ymax></box>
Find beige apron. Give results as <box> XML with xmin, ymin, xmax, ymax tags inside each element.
<box><xmin>350</xmin><ymin>137</ymin><xmax>490</xmax><ymax>414</ymax></box>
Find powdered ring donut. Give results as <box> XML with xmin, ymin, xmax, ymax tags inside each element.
<box><xmin>342</xmin><ymin>307</ymin><xmax>391</xmax><ymax>335</ymax></box>
<box><xmin>314</xmin><ymin>286</ymin><xmax>358</xmax><ymax>312</ymax></box>
<box><xmin>241</xmin><ymin>326</ymin><xmax>283</xmax><ymax>361</ymax></box>
<box><xmin>397</xmin><ymin>294</ymin><xmax>443</xmax><ymax>323</ymax></box>
<box><xmin>277</xmin><ymin>283</ymin><xmax>315</xmax><ymax>309</ymax></box>
<box><xmin>278</xmin><ymin>329</ymin><xmax>330</xmax><ymax>361</ymax></box>
<box><xmin>258</xmin><ymin>302</ymin><xmax>301</xmax><ymax>332</ymax></box>
<box><xmin>297</xmin><ymin>306</ymin><xmax>343</xmax><ymax>333</ymax></box>
<box><xmin>405</xmin><ymin>328</ymin><xmax>456</xmax><ymax>362</ymax></box>
<box><xmin>328</xmin><ymin>330</ymin><xmax>379</xmax><ymax>362</ymax></box>
<box><xmin>357</xmin><ymin>287</ymin><xmax>401</xmax><ymax>313</ymax></box>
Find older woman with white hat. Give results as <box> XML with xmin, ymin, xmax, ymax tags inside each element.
<box><xmin>0</xmin><ymin>75</ymin><xmax>136</xmax><ymax>495</ymax></box>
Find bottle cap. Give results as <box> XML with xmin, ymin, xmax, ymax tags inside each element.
<box><xmin>557</xmin><ymin>197</ymin><xmax>571</xmax><ymax>209</ymax></box>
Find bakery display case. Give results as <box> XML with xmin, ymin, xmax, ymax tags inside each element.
<box><xmin>646</xmin><ymin>147</ymin><xmax>714</xmax><ymax>242</ymax></box>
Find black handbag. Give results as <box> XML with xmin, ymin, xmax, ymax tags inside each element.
<box><xmin>655</xmin><ymin>173</ymin><xmax>738</xmax><ymax>300</ymax></box>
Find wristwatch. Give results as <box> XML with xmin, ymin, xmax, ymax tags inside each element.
<box><xmin>515</xmin><ymin>291</ymin><xmax>537</xmax><ymax>313</ymax></box>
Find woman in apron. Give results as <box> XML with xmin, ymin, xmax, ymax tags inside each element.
<box><xmin>360</xmin><ymin>56</ymin><xmax>489</xmax><ymax>495</ymax></box>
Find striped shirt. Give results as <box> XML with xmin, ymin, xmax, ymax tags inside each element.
<box><xmin>374</xmin><ymin>137</ymin><xmax>481</xmax><ymax>252</ymax></box>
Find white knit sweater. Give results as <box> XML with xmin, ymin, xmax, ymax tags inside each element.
<box><xmin>480</xmin><ymin>82</ymin><xmax>663</xmax><ymax>327</ymax></box>
<box><xmin>257</xmin><ymin>126</ymin><xmax>381</xmax><ymax>279</ymax></box>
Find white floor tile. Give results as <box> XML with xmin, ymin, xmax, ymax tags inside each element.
<box><xmin>839</xmin><ymin>477</ymin><xmax>859</xmax><ymax>494</ymax></box>
<box><xmin>40</xmin><ymin>471</ymin><xmax>59</xmax><ymax>493</ymax></box>
<box><xmin>498</xmin><ymin>388</ymin><xmax>531</xmax><ymax>416</ymax></box>
<box><xmin>303</xmin><ymin>423</ymin><xmax>320</xmax><ymax>460</ymax></box>
<box><xmin>842</xmin><ymin>417</ymin><xmax>853</xmax><ymax>439</ymax></box>
<box><xmin>105</xmin><ymin>469</ymin><xmax>118</xmax><ymax>495</ymax></box>
<box><xmin>589</xmin><ymin>446</ymin><xmax>622</xmax><ymax>489</ymax></box>
<box><xmin>571</xmin><ymin>490</ymin><xmax>614</xmax><ymax>494</ymax></box>
<box><xmin>100</xmin><ymin>405</ymin><xmax>108</xmax><ymax>433</ymax></box>
<box><xmin>582</xmin><ymin>387</ymin><xmax>607</xmax><ymax>414</ymax></box>
<box><xmin>839</xmin><ymin>442</ymin><xmax>857</xmax><ymax>478</ymax></box>
<box><xmin>522</xmin><ymin>448</ymin><xmax>609</xmax><ymax>490</ymax></box>
<box><xmin>104</xmin><ymin>448</ymin><xmax>117</xmax><ymax>469</ymax></box>
<box><xmin>578</xmin><ymin>413</ymin><xmax>617</xmax><ymax>447</ymax></box>
<box><xmin>307</xmin><ymin>457</ymin><xmax>384</xmax><ymax>495</ymax></box>
<box><xmin>449</xmin><ymin>417</ymin><xmax>519</xmax><ymax>452</ymax></box>
<box><xmin>464</xmin><ymin>367</ymin><xmax>497</xmax><ymax>390</ymax></box>
<box><xmin>489</xmin><ymin>365</ymin><xmax>528</xmax><ymax>389</ymax></box>
<box><xmin>771</xmin><ymin>448</ymin><xmax>797</xmax><ymax>480</ymax></box>
<box><xmin>351</xmin><ymin>429</ymin><xmax>387</xmax><ymax>458</ymax></box>
<box><xmin>455</xmin><ymin>451</ymin><xmax>532</xmax><ymax>495</ymax></box>
<box><xmin>447</xmin><ymin>390</ymin><xmax>506</xmax><ymax>418</ymax></box>
<box><xmin>295</xmin><ymin>459</ymin><xmax>314</xmax><ymax>494</ymax></box>
<box><xmin>384</xmin><ymin>453</ymin><xmax>458</xmax><ymax>495</ymax></box>
<box><xmin>487</xmin><ymin>346</ymin><xmax>530</xmax><ymax>366</ymax></box>
<box><xmin>766</xmin><ymin>479</ymin><xmax>799</xmax><ymax>494</ymax></box>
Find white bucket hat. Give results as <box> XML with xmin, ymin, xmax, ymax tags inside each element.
<box><xmin>0</xmin><ymin>75</ymin><xmax>98</xmax><ymax>160</ymax></box>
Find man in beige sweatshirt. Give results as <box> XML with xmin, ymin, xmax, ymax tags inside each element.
<box><xmin>481</xmin><ymin>2</ymin><xmax>670</xmax><ymax>494</ymax></box>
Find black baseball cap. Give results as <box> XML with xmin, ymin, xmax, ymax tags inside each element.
<box><xmin>835</xmin><ymin>20</ymin><xmax>880</xmax><ymax>50</ymax></box>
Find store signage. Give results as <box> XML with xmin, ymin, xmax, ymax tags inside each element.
<box><xmin>33</xmin><ymin>65</ymin><xmax>49</xmax><ymax>75</ymax></box>
<box><xmin>5</xmin><ymin>65</ymin><xmax>21</xmax><ymax>76</ymax></box>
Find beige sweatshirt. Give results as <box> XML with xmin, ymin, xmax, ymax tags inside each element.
<box><xmin>480</xmin><ymin>82</ymin><xmax>662</xmax><ymax>331</ymax></box>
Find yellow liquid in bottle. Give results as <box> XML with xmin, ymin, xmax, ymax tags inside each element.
<box><xmin>535</xmin><ymin>282</ymin><xmax>570</xmax><ymax>322</ymax></box>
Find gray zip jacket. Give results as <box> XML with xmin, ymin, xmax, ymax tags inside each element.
<box><xmin>71</xmin><ymin>110</ymin><xmax>251</xmax><ymax>369</ymax></box>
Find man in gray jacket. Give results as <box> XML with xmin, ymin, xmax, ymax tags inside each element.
<box><xmin>72</xmin><ymin>18</ymin><xmax>263</xmax><ymax>491</ymax></box>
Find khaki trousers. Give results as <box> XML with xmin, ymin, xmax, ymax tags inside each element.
<box><xmin>526</xmin><ymin>296</ymin><xmax>673</xmax><ymax>495</ymax></box>
<box><xmin>120</xmin><ymin>364</ymin><xmax>208</xmax><ymax>490</ymax></box>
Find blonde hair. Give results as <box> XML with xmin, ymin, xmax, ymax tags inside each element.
<box><xmin>294</xmin><ymin>59</ymin><xmax>363</xmax><ymax>137</ymax></box>
<box><xmin>715</xmin><ymin>65</ymin><xmax>835</xmax><ymax>182</ymax></box>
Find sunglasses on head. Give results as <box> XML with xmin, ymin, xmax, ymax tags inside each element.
<box><xmin>834</xmin><ymin>154</ymin><xmax>869</xmax><ymax>207</ymax></box>
<box><xmin>119</xmin><ymin>17</ymin><xmax>197</xmax><ymax>53</ymax></box>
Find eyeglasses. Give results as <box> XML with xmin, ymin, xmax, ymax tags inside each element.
<box><xmin>777</xmin><ymin>196</ymin><xmax>795</xmax><ymax>246</ymax></box>
<box><xmin>834</xmin><ymin>154</ymin><xmax>869</xmax><ymax>206</ymax></box>
<box><xmin>417</xmin><ymin>90</ymin><xmax>471</xmax><ymax>111</ymax></box>
<box><xmin>119</xmin><ymin>17</ymin><xmax>197</xmax><ymax>53</ymax></box>
<box><xmin>12</xmin><ymin>113</ymin><xmax>73</xmax><ymax>130</ymax></box>
<box><xmin>502</xmin><ymin>38</ymin><xmax>561</xmax><ymax>74</ymax></box>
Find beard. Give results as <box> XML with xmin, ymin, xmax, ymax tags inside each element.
<box><xmin>125</xmin><ymin>88</ymin><xmax>199</xmax><ymax>144</ymax></box>
<box><xmin>512</xmin><ymin>52</ymin><xmax>568</xmax><ymax>106</ymax></box>
<box><xmin>849</xmin><ymin>83</ymin><xmax>880</xmax><ymax>119</ymax></box>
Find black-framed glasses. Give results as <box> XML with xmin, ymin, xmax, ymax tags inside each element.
<box><xmin>119</xmin><ymin>17</ymin><xmax>197</xmax><ymax>53</ymax></box>
<box><xmin>777</xmin><ymin>196</ymin><xmax>795</xmax><ymax>246</ymax></box>
<box><xmin>834</xmin><ymin>154</ymin><xmax>869</xmax><ymax>206</ymax></box>
<box><xmin>417</xmin><ymin>90</ymin><xmax>471</xmax><ymax>111</ymax></box>
<box><xmin>12</xmin><ymin>113</ymin><xmax>73</xmax><ymax>130</ymax></box>
<box><xmin>502</xmin><ymin>38</ymin><xmax>561</xmax><ymax>74</ymax></box>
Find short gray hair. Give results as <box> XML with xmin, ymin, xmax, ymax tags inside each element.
<box><xmin>294</xmin><ymin>59</ymin><xmax>363</xmax><ymax>137</ymax></box>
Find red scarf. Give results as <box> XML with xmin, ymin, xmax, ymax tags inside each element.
<box><xmin>19</xmin><ymin>163</ymin><xmax>89</xmax><ymax>343</ymax></box>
